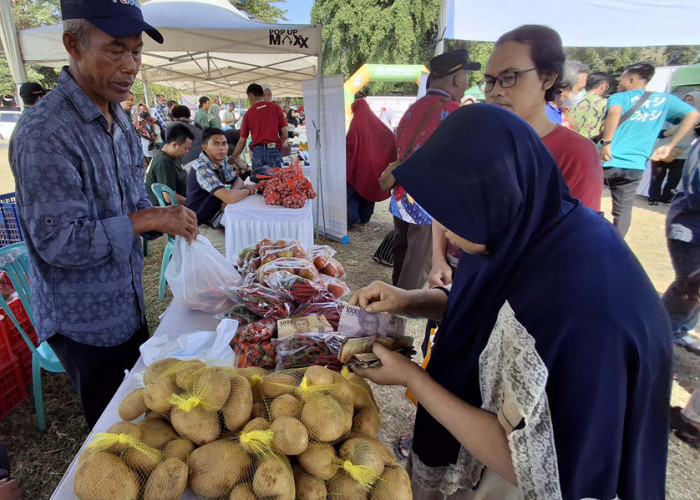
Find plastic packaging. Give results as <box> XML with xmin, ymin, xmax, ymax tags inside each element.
<box><xmin>164</xmin><ymin>235</ymin><xmax>242</xmax><ymax>313</ymax></box>
<box><xmin>273</xmin><ymin>334</ymin><xmax>345</xmax><ymax>371</ymax></box>
<box><xmin>222</xmin><ymin>283</ymin><xmax>294</xmax><ymax>320</ymax></box>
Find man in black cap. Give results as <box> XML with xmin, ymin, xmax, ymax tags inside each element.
<box><xmin>380</xmin><ymin>49</ymin><xmax>479</xmax><ymax>292</ymax></box>
<box><xmin>8</xmin><ymin>82</ymin><xmax>46</xmax><ymax>159</ymax></box>
<box><xmin>10</xmin><ymin>0</ymin><xmax>198</xmax><ymax>429</ymax></box>
<box><xmin>18</xmin><ymin>82</ymin><xmax>46</xmax><ymax>109</ymax></box>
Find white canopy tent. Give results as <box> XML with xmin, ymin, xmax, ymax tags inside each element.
<box><xmin>1</xmin><ymin>0</ymin><xmax>351</xmax><ymax>242</ymax></box>
<box><xmin>442</xmin><ymin>0</ymin><xmax>700</xmax><ymax>47</ymax></box>
<box><xmin>10</xmin><ymin>0</ymin><xmax>321</xmax><ymax>97</ymax></box>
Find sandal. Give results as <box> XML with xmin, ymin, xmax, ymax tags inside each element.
<box><xmin>673</xmin><ymin>334</ymin><xmax>700</xmax><ymax>355</ymax></box>
<box><xmin>669</xmin><ymin>406</ymin><xmax>699</xmax><ymax>435</ymax></box>
<box><xmin>394</xmin><ymin>435</ymin><xmax>412</xmax><ymax>461</ymax></box>
<box><xmin>674</xmin><ymin>429</ymin><xmax>700</xmax><ymax>449</ymax></box>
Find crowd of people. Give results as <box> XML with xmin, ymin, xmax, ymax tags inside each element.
<box><xmin>3</xmin><ymin>0</ymin><xmax>700</xmax><ymax>498</ymax></box>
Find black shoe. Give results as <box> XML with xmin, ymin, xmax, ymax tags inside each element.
<box><xmin>648</xmin><ymin>200</ymin><xmax>658</xmax><ymax>206</ymax></box>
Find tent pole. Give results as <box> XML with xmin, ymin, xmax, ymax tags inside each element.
<box><xmin>315</xmin><ymin>40</ymin><xmax>328</xmax><ymax>240</ymax></box>
<box><xmin>0</xmin><ymin>0</ymin><xmax>29</xmax><ymax>105</ymax></box>
<box><xmin>143</xmin><ymin>76</ymin><xmax>151</xmax><ymax>109</ymax></box>
<box><xmin>435</xmin><ymin>0</ymin><xmax>448</xmax><ymax>56</ymax></box>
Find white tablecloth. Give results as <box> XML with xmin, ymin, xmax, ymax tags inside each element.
<box><xmin>50</xmin><ymin>302</ymin><xmax>221</xmax><ymax>500</ymax></box>
<box><xmin>221</xmin><ymin>194</ymin><xmax>314</xmax><ymax>262</ymax></box>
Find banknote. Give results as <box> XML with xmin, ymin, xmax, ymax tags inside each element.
<box><xmin>277</xmin><ymin>314</ymin><xmax>334</xmax><ymax>339</ymax></box>
<box><xmin>337</xmin><ymin>304</ymin><xmax>406</xmax><ymax>338</ymax></box>
<box><xmin>338</xmin><ymin>335</ymin><xmax>416</xmax><ymax>367</ymax></box>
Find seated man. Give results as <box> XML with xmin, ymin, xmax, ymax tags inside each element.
<box><xmin>186</xmin><ymin>127</ymin><xmax>257</xmax><ymax>253</ymax></box>
<box><xmin>145</xmin><ymin>123</ymin><xmax>194</xmax><ymax>206</ymax></box>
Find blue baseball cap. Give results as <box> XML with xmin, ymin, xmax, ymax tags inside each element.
<box><xmin>61</xmin><ymin>0</ymin><xmax>163</xmax><ymax>44</ymax></box>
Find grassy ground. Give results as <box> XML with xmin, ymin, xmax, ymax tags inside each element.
<box><xmin>0</xmin><ymin>142</ymin><xmax>698</xmax><ymax>497</ymax></box>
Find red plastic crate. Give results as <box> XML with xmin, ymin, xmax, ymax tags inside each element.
<box><xmin>0</xmin><ymin>357</ymin><xmax>27</xmax><ymax>421</ymax></box>
<box><xmin>0</xmin><ymin>296</ymin><xmax>37</xmax><ymax>385</ymax></box>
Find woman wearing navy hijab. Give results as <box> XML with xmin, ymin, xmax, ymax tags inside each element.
<box><xmin>352</xmin><ymin>104</ymin><xmax>671</xmax><ymax>499</ymax></box>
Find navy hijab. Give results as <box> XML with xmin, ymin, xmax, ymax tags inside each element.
<box><xmin>394</xmin><ymin>105</ymin><xmax>671</xmax><ymax>499</ymax></box>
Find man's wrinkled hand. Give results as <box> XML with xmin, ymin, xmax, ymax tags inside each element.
<box><xmin>158</xmin><ymin>205</ymin><xmax>199</xmax><ymax>242</ymax></box>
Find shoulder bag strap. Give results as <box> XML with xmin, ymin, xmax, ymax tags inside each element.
<box><xmin>618</xmin><ymin>91</ymin><xmax>652</xmax><ymax>126</ymax></box>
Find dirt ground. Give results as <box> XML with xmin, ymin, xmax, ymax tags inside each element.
<box><xmin>0</xmin><ymin>143</ymin><xmax>697</xmax><ymax>497</ymax></box>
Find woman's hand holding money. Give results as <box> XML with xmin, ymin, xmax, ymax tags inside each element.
<box><xmin>349</xmin><ymin>281</ymin><xmax>410</xmax><ymax>314</ymax></box>
<box><xmin>351</xmin><ymin>343</ymin><xmax>423</xmax><ymax>387</ymax></box>
<box><xmin>350</xmin><ymin>281</ymin><xmax>449</xmax><ymax>322</ymax></box>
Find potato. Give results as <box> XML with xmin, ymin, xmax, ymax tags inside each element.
<box><xmin>298</xmin><ymin>443</ymin><xmax>338</xmax><ymax>480</ymax></box>
<box><xmin>222</xmin><ymin>375</ymin><xmax>253</xmax><ymax>432</ymax></box>
<box><xmin>271</xmin><ymin>416</ymin><xmax>308</xmax><ymax>455</ymax></box>
<box><xmin>229</xmin><ymin>483</ymin><xmax>256</xmax><ymax>500</ymax></box>
<box><xmin>253</xmin><ymin>458</ymin><xmax>295</xmax><ymax>500</ymax></box>
<box><xmin>339</xmin><ymin>438</ymin><xmax>386</xmax><ymax>478</ymax></box>
<box><xmin>174</xmin><ymin>360</ymin><xmax>206</xmax><ymax>392</ymax></box>
<box><xmin>329</xmin><ymin>373</ymin><xmax>354</xmax><ymax>405</ymax></box>
<box><xmin>327</xmin><ymin>471</ymin><xmax>369</xmax><ymax>500</ymax></box>
<box><xmin>143</xmin><ymin>377</ymin><xmax>177</xmax><ymax>413</ymax></box>
<box><xmin>341</xmin><ymin>401</ymin><xmax>354</xmax><ymax>436</ymax></box>
<box><xmin>269</xmin><ymin>393</ymin><xmax>302</xmax><ymax>420</ymax></box>
<box><xmin>294</xmin><ymin>465</ymin><xmax>328</xmax><ymax>500</ymax></box>
<box><xmin>139</xmin><ymin>419</ymin><xmax>177</xmax><ymax>449</ymax></box>
<box><xmin>346</xmin><ymin>373</ymin><xmax>378</xmax><ymax>410</ymax></box>
<box><xmin>369</xmin><ymin>464</ymin><xmax>412</xmax><ymax>500</ymax></box>
<box><xmin>74</xmin><ymin>452</ymin><xmax>140</xmax><ymax>500</ymax></box>
<box><xmin>301</xmin><ymin>394</ymin><xmax>346</xmax><ymax>442</ymax></box>
<box><xmin>243</xmin><ymin>417</ymin><xmax>270</xmax><ymax>432</ymax></box>
<box><xmin>252</xmin><ymin>402</ymin><xmax>267</xmax><ymax>419</ymax></box>
<box><xmin>104</xmin><ymin>421</ymin><xmax>141</xmax><ymax>453</ymax></box>
<box><xmin>170</xmin><ymin>405</ymin><xmax>221</xmax><ymax>445</ymax></box>
<box><xmin>261</xmin><ymin>371</ymin><xmax>299</xmax><ymax>399</ymax></box>
<box><xmin>143</xmin><ymin>457</ymin><xmax>188</xmax><ymax>500</ymax></box>
<box><xmin>352</xmin><ymin>408</ymin><xmax>381</xmax><ymax>438</ymax></box>
<box><xmin>189</xmin><ymin>440</ymin><xmax>251</xmax><ymax>498</ymax></box>
<box><xmin>193</xmin><ymin>366</ymin><xmax>232</xmax><ymax>410</ymax></box>
<box><xmin>122</xmin><ymin>446</ymin><xmax>161</xmax><ymax>477</ymax></box>
<box><xmin>163</xmin><ymin>438</ymin><xmax>195</xmax><ymax>462</ymax></box>
<box><xmin>304</xmin><ymin>366</ymin><xmax>336</xmax><ymax>387</ymax></box>
<box><xmin>144</xmin><ymin>410</ymin><xmax>168</xmax><ymax>421</ymax></box>
<box><xmin>118</xmin><ymin>389</ymin><xmax>148</xmax><ymax>421</ymax></box>
<box><xmin>143</xmin><ymin>358</ymin><xmax>179</xmax><ymax>385</ymax></box>
<box><xmin>237</xmin><ymin>367</ymin><xmax>269</xmax><ymax>402</ymax></box>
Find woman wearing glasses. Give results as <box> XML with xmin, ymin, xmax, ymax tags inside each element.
<box><xmin>351</xmin><ymin>105</ymin><xmax>670</xmax><ymax>500</ymax></box>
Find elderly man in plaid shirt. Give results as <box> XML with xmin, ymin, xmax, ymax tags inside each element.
<box><xmin>152</xmin><ymin>93</ymin><xmax>171</xmax><ymax>142</ymax></box>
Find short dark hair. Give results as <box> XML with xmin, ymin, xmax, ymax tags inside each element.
<box><xmin>202</xmin><ymin>127</ymin><xmax>226</xmax><ymax>145</ymax></box>
<box><xmin>199</xmin><ymin>96</ymin><xmax>210</xmax><ymax>108</ymax></box>
<box><xmin>623</xmin><ymin>62</ymin><xmax>655</xmax><ymax>83</ymax></box>
<box><xmin>585</xmin><ymin>72</ymin><xmax>610</xmax><ymax>91</ymax></box>
<box><xmin>166</xmin><ymin>123</ymin><xmax>195</xmax><ymax>145</ymax></box>
<box><xmin>495</xmin><ymin>24</ymin><xmax>565</xmax><ymax>102</ymax></box>
<box><xmin>166</xmin><ymin>99</ymin><xmax>177</xmax><ymax>109</ymax></box>
<box><xmin>171</xmin><ymin>105</ymin><xmax>191</xmax><ymax>120</ymax></box>
<box><xmin>156</xmin><ymin>93</ymin><xmax>165</xmax><ymax>99</ymax></box>
<box><xmin>246</xmin><ymin>84</ymin><xmax>264</xmax><ymax>97</ymax></box>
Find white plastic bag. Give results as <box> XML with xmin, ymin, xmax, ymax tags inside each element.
<box><xmin>139</xmin><ymin>318</ymin><xmax>239</xmax><ymax>367</ymax></box>
<box><xmin>165</xmin><ymin>235</ymin><xmax>243</xmax><ymax>313</ymax></box>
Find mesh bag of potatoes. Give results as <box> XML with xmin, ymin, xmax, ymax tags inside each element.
<box><xmin>73</xmin><ymin>420</ymin><xmax>190</xmax><ymax>500</ymax></box>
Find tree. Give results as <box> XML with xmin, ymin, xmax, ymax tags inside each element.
<box><xmin>311</xmin><ymin>0</ymin><xmax>441</xmax><ymax>95</ymax></box>
<box><xmin>230</xmin><ymin>0</ymin><xmax>287</xmax><ymax>22</ymax></box>
<box><xmin>0</xmin><ymin>0</ymin><xmax>61</xmax><ymax>95</ymax></box>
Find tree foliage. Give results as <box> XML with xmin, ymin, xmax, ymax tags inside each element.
<box><xmin>0</xmin><ymin>0</ymin><xmax>61</xmax><ymax>95</ymax></box>
<box><xmin>230</xmin><ymin>0</ymin><xmax>287</xmax><ymax>22</ymax></box>
<box><xmin>311</xmin><ymin>0</ymin><xmax>441</xmax><ymax>95</ymax></box>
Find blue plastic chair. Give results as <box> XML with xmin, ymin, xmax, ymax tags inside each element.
<box><xmin>0</xmin><ymin>242</ymin><xmax>64</xmax><ymax>431</ymax></box>
<box><xmin>150</xmin><ymin>183</ymin><xmax>178</xmax><ymax>299</ymax></box>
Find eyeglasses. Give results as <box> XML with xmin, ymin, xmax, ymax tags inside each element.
<box><xmin>477</xmin><ymin>68</ymin><xmax>537</xmax><ymax>93</ymax></box>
